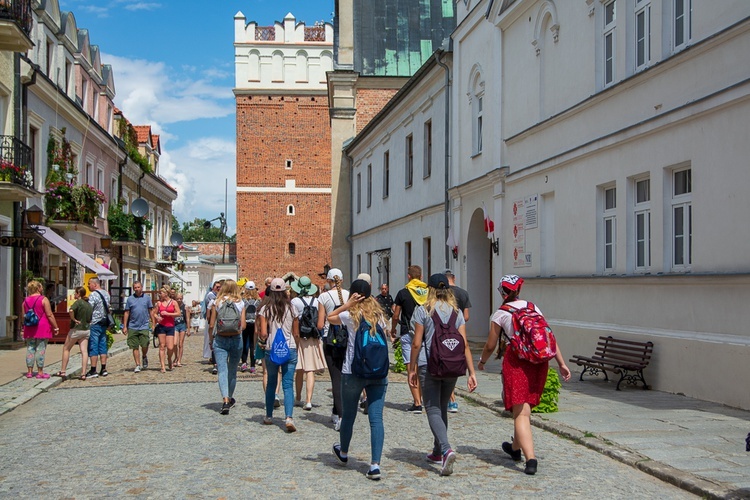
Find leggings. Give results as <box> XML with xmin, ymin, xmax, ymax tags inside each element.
<box><xmin>418</xmin><ymin>366</ymin><xmax>457</xmax><ymax>456</ymax></box>
<box><xmin>324</xmin><ymin>344</ymin><xmax>345</xmax><ymax>416</ymax></box>
<box><xmin>241</xmin><ymin>323</ymin><xmax>256</xmax><ymax>365</ymax></box>
<box><xmin>26</xmin><ymin>338</ymin><xmax>48</xmax><ymax>369</ymax></box>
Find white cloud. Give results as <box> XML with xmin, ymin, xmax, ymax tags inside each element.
<box><xmin>124</xmin><ymin>3</ymin><xmax>162</xmax><ymax>11</ymax></box>
<box><xmin>104</xmin><ymin>53</ymin><xmax>235</xmax><ymax>127</ymax></box>
<box><xmin>160</xmin><ymin>138</ymin><xmax>237</xmax><ymax>234</ymax></box>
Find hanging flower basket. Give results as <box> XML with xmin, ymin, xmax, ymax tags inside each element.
<box><xmin>45</xmin><ymin>182</ymin><xmax>106</xmax><ymax>225</ymax></box>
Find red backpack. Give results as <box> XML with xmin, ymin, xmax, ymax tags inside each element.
<box><xmin>500</xmin><ymin>301</ymin><xmax>557</xmax><ymax>364</ymax></box>
<box><xmin>427</xmin><ymin>309</ymin><xmax>468</xmax><ymax>378</ymax></box>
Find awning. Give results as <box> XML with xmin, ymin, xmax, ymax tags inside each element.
<box><xmin>37</xmin><ymin>226</ymin><xmax>116</xmax><ymax>280</ymax></box>
<box><xmin>152</xmin><ymin>268</ymin><xmax>171</xmax><ymax>278</ymax></box>
<box><xmin>169</xmin><ymin>269</ymin><xmax>187</xmax><ymax>284</ymax></box>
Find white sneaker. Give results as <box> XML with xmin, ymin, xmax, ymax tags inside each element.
<box><xmin>334</xmin><ymin>417</ymin><xmax>342</xmax><ymax>432</ymax></box>
<box><xmin>331</xmin><ymin>413</ymin><xmax>339</xmax><ymax>423</ymax></box>
<box><xmin>303</xmin><ymin>402</ymin><xmax>312</xmax><ymax>411</ymax></box>
<box><xmin>134</xmin><ymin>366</ymin><xmax>141</xmax><ymax>373</ymax></box>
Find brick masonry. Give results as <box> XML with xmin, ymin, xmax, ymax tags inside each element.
<box><xmin>355</xmin><ymin>88</ymin><xmax>400</xmax><ymax>134</ymax></box>
<box><xmin>236</xmin><ymin>94</ymin><xmax>332</xmax><ymax>283</ymax></box>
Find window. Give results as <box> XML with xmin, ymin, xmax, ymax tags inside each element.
<box><xmin>673</xmin><ymin>0</ymin><xmax>692</xmax><ymax>49</ymax></box>
<box><xmin>383</xmin><ymin>151</ymin><xmax>390</xmax><ymax>198</ymax></box>
<box><xmin>287</xmin><ymin>204</ymin><xmax>295</xmax><ymax>215</ymax></box>
<box><xmin>405</xmin><ymin>241</ymin><xmax>412</xmax><ymax>268</ymax></box>
<box><xmin>46</xmin><ymin>38</ymin><xmax>54</xmax><ymax>75</ymax></box>
<box><xmin>635</xmin><ymin>0</ymin><xmax>651</xmax><ymax>69</ymax></box>
<box><xmin>289</xmin><ymin>243</ymin><xmax>296</xmax><ymax>255</ymax></box>
<box><xmin>356</xmin><ymin>254</ymin><xmax>361</xmax><ymax>275</ymax></box>
<box><xmin>405</xmin><ymin>135</ymin><xmax>413</xmax><ymax>188</ymax></box>
<box><xmin>65</xmin><ymin>60</ymin><xmax>72</xmax><ymax>93</ymax></box>
<box><xmin>475</xmin><ymin>96</ymin><xmax>483</xmax><ymax>154</ymax></box>
<box><xmin>81</xmin><ymin>79</ymin><xmax>88</xmax><ymax>110</ymax></box>
<box><xmin>423</xmin><ymin>120</ymin><xmax>432</xmax><ymax>178</ymax></box>
<box><xmin>366</xmin><ymin>164</ymin><xmax>372</xmax><ymax>208</ymax></box>
<box><xmin>603</xmin><ymin>185</ymin><xmax>616</xmax><ymax>272</ymax></box>
<box><xmin>285</xmin><ymin>159</ymin><xmax>293</xmax><ymax>169</ymax></box>
<box><xmin>423</xmin><ymin>237</ymin><xmax>431</xmax><ymax>277</ymax></box>
<box><xmin>671</xmin><ymin>168</ymin><xmax>692</xmax><ymax>269</ymax></box>
<box><xmin>356</xmin><ymin>172</ymin><xmax>361</xmax><ymax>213</ymax></box>
<box><xmin>634</xmin><ymin>178</ymin><xmax>651</xmax><ymax>270</ymax></box>
<box><xmin>604</xmin><ymin>0</ymin><xmax>616</xmax><ymax>85</ymax></box>
<box><xmin>85</xmin><ymin>163</ymin><xmax>93</xmax><ymax>185</ymax></box>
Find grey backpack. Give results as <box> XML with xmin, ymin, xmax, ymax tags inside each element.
<box><xmin>216</xmin><ymin>300</ymin><xmax>241</xmax><ymax>335</ymax></box>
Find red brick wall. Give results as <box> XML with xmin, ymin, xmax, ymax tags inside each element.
<box><xmin>236</xmin><ymin>94</ymin><xmax>331</xmax><ymax>284</ymax></box>
<box><xmin>356</xmin><ymin>88</ymin><xmax>400</xmax><ymax>134</ymax></box>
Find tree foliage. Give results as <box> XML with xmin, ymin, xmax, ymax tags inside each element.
<box><xmin>177</xmin><ymin>217</ymin><xmax>235</xmax><ymax>242</ymax></box>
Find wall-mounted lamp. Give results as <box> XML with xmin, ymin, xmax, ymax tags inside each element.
<box><xmin>25</xmin><ymin>204</ymin><xmax>43</xmax><ymax>226</ymax></box>
<box><xmin>65</xmin><ymin>172</ymin><xmax>74</xmax><ymax>185</ymax></box>
<box><xmin>96</xmin><ymin>235</ymin><xmax>112</xmax><ymax>254</ymax></box>
<box><xmin>451</xmin><ymin>246</ymin><xmax>459</xmax><ymax>260</ymax></box>
<box><xmin>491</xmin><ymin>237</ymin><xmax>499</xmax><ymax>255</ymax></box>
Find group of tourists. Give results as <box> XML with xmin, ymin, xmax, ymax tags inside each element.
<box><xmin>21</xmin><ymin>263</ymin><xmax>572</xmax><ymax>480</ymax></box>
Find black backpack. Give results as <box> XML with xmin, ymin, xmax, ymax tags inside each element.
<box><xmin>298</xmin><ymin>297</ymin><xmax>320</xmax><ymax>339</ymax></box>
<box><xmin>351</xmin><ymin>318</ymin><xmax>390</xmax><ymax>379</ymax></box>
<box><xmin>427</xmin><ymin>309</ymin><xmax>468</xmax><ymax>378</ymax></box>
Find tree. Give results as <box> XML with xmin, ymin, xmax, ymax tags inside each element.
<box><xmin>177</xmin><ymin>217</ymin><xmax>235</xmax><ymax>242</ymax></box>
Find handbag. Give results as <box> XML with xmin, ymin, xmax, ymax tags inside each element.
<box><xmin>95</xmin><ymin>290</ymin><xmax>115</xmax><ymax>328</ymax></box>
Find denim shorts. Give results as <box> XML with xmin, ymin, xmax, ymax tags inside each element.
<box><xmin>88</xmin><ymin>320</ymin><xmax>108</xmax><ymax>356</ymax></box>
<box><xmin>154</xmin><ymin>324</ymin><xmax>175</xmax><ymax>336</ymax></box>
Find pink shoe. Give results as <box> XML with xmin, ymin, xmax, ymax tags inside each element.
<box><xmin>26</xmin><ymin>372</ymin><xmax>33</xmax><ymax>378</ymax></box>
<box><xmin>36</xmin><ymin>373</ymin><xmax>50</xmax><ymax>379</ymax></box>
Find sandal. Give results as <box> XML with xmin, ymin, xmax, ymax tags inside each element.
<box><xmin>80</xmin><ymin>374</ymin><xmax>87</xmax><ymax>381</ymax></box>
<box><xmin>54</xmin><ymin>371</ymin><xmax>67</xmax><ymax>379</ymax></box>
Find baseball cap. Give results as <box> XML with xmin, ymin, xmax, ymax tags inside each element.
<box><xmin>270</xmin><ymin>278</ymin><xmax>286</xmax><ymax>292</ymax></box>
<box><xmin>428</xmin><ymin>273</ymin><xmax>449</xmax><ymax>289</ymax></box>
<box><xmin>349</xmin><ymin>279</ymin><xmax>371</xmax><ymax>299</ymax></box>
<box><xmin>357</xmin><ymin>273</ymin><xmax>372</xmax><ymax>285</ymax></box>
<box><xmin>499</xmin><ymin>274</ymin><xmax>524</xmax><ymax>292</ymax></box>
<box><xmin>326</xmin><ymin>268</ymin><xmax>343</xmax><ymax>281</ymax></box>
<box><xmin>244</xmin><ymin>281</ymin><xmax>256</xmax><ymax>290</ymax></box>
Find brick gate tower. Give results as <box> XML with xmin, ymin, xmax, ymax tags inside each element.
<box><xmin>234</xmin><ymin>12</ymin><xmax>333</xmax><ymax>283</ymax></box>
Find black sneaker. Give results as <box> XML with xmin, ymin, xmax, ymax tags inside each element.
<box><xmin>211</xmin><ymin>367</ymin><xmax>218</xmax><ymax>375</ymax></box>
<box><xmin>524</xmin><ymin>459</ymin><xmax>538</xmax><ymax>475</ymax></box>
<box><xmin>220</xmin><ymin>401</ymin><xmax>230</xmax><ymax>415</ymax></box>
<box><xmin>502</xmin><ymin>441</ymin><xmax>522</xmax><ymax>462</ymax></box>
<box><xmin>88</xmin><ymin>371</ymin><xmax>99</xmax><ymax>379</ymax></box>
<box><xmin>142</xmin><ymin>356</ymin><xmax>148</xmax><ymax>369</ymax></box>
<box><xmin>229</xmin><ymin>398</ymin><xmax>236</xmax><ymax>408</ymax></box>
<box><xmin>333</xmin><ymin>444</ymin><xmax>348</xmax><ymax>464</ymax></box>
<box><xmin>366</xmin><ymin>467</ymin><xmax>381</xmax><ymax>480</ymax></box>
<box><xmin>408</xmin><ymin>404</ymin><xmax>423</xmax><ymax>414</ymax></box>
<box><xmin>100</xmin><ymin>370</ymin><xmax>108</xmax><ymax>377</ymax></box>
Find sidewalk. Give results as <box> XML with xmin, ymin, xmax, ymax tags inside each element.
<box><xmin>1</xmin><ymin>339</ymin><xmax>749</xmax><ymax>498</ymax></box>
<box><xmin>460</xmin><ymin>361</ymin><xmax>750</xmax><ymax>500</ymax></box>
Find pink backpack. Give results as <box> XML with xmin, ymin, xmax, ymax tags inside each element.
<box><xmin>500</xmin><ymin>301</ymin><xmax>557</xmax><ymax>364</ymax></box>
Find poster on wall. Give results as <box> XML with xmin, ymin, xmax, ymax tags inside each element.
<box><xmin>512</xmin><ymin>197</ymin><xmax>535</xmax><ymax>267</ymax></box>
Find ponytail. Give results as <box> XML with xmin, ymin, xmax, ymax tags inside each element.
<box><xmin>334</xmin><ymin>276</ymin><xmax>345</xmax><ymax>306</ymax></box>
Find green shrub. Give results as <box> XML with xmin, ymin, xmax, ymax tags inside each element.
<box><xmin>533</xmin><ymin>367</ymin><xmax>562</xmax><ymax>413</ymax></box>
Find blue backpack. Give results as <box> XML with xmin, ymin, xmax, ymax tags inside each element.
<box><xmin>269</xmin><ymin>327</ymin><xmax>291</xmax><ymax>365</ymax></box>
<box><xmin>23</xmin><ymin>297</ymin><xmax>41</xmax><ymax>327</ymax></box>
<box><xmin>351</xmin><ymin>318</ymin><xmax>390</xmax><ymax>379</ymax></box>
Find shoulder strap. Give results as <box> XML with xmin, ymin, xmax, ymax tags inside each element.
<box><xmin>95</xmin><ymin>290</ymin><xmax>110</xmax><ymax>313</ymax></box>
<box><xmin>300</xmin><ymin>296</ymin><xmax>309</xmax><ymax>307</ymax></box>
<box><xmin>525</xmin><ymin>301</ymin><xmax>535</xmax><ymax>310</ymax></box>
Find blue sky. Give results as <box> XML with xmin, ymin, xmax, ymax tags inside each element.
<box><xmin>58</xmin><ymin>0</ymin><xmax>334</xmax><ymax>234</ymax></box>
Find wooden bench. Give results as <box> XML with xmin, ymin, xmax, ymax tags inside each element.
<box><xmin>569</xmin><ymin>336</ymin><xmax>654</xmax><ymax>390</ymax></box>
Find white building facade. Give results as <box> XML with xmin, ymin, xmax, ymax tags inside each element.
<box><xmin>345</xmin><ymin>55</ymin><xmax>452</xmax><ymax>304</ymax></box>
<box><xmin>345</xmin><ymin>0</ymin><xmax>750</xmax><ymax>409</ymax></box>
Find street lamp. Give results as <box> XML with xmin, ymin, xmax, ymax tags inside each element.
<box><xmin>204</xmin><ymin>213</ymin><xmax>227</xmax><ymax>263</ymax></box>
<box><xmin>24</xmin><ymin>204</ymin><xmax>43</xmax><ymax>227</ymax></box>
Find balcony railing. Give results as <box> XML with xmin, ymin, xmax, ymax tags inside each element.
<box><xmin>0</xmin><ymin>0</ymin><xmax>33</xmax><ymax>35</ymax></box>
<box><xmin>304</xmin><ymin>26</ymin><xmax>326</xmax><ymax>42</ymax></box>
<box><xmin>0</xmin><ymin>135</ymin><xmax>33</xmax><ymax>188</ymax></box>
<box><xmin>255</xmin><ymin>26</ymin><xmax>275</xmax><ymax>41</ymax></box>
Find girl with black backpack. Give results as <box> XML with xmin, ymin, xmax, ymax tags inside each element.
<box><xmin>408</xmin><ymin>273</ymin><xmax>477</xmax><ymax>477</ymax></box>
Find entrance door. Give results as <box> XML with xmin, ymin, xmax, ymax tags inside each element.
<box><xmin>466</xmin><ymin>208</ymin><xmax>493</xmax><ymax>341</ymax></box>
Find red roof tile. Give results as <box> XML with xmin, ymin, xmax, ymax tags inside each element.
<box><xmin>133</xmin><ymin>125</ymin><xmax>152</xmax><ymax>144</ymax></box>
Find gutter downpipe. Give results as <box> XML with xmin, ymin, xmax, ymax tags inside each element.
<box><xmin>346</xmin><ymin>150</ymin><xmax>354</xmax><ymax>279</ymax></box>
<box><xmin>435</xmin><ymin>48</ymin><xmax>451</xmax><ymax>270</ymax></box>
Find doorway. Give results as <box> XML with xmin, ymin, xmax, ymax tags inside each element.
<box><xmin>466</xmin><ymin>208</ymin><xmax>493</xmax><ymax>341</ymax></box>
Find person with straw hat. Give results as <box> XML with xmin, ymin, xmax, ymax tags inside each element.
<box><xmin>291</xmin><ymin>276</ymin><xmax>327</xmax><ymax>410</ymax></box>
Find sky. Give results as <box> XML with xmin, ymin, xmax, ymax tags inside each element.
<box><xmin>58</xmin><ymin>0</ymin><xmax>335</xmax><ymax>235</ymax></box>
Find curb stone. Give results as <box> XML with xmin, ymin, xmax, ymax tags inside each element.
<box><xmin>454</xmin><ymin>386</ymin><xmax>735</xmax><ymax>500</ymax></box>
<box><xmin>0</xmin><ymin>340</ymin><xmax>130</xmax><ymax>417</ymax></box>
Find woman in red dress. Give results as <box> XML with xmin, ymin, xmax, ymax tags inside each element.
<box><xmin>477</xmin><ymin>275</ymin><xmax>571</xmax><ymax>475</ymax></box>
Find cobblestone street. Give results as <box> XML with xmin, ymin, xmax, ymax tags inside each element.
<box><xmin>0</xmin><ymin>332</ymin><xmax>693</xmax><ymax>498</ymax></box>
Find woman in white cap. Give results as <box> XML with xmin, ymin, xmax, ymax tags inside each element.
<box><xmin>317</xmin><ymin>268</ymin><xmax>349</xmax><ymax>430</ymax></box>
<box><xmin>241</xmin><ymin>281</ymin><xmax>261</xmax><ymax>373</ymax></box>
<box><xmin>291</xmin><ymin>276</ymin><xmax>327</xmax><ymax>410</ymax></box>
<box><xmin>477</xmin><ymin>274</ymin><xmax>571</xmax><ymax>475</ymax></box>
<box><xmin>258</xmin><ymin>278</ymin><xmax>300</xmax><ymax>432</ymax></box>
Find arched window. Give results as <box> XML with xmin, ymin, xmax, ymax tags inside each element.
<box><xmin>287</xmin><ymin>204</ymin><xmax>295</xmax><ymax>215</ymax></box>
<box><xmin>289</xmin><ymin>243</ymin><xmax>296</xmax><ymax>255</ymax></box>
